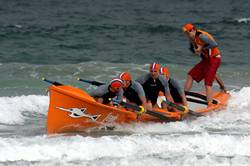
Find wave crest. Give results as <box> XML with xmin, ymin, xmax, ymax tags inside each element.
<box><xmin>0</xmin><ymin>95</ymin><xmax>48</xmax><ymax>124</ymax></box>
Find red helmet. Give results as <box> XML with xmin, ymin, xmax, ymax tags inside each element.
<box><xmin>149</xmin><ymin>63</ymin><xmax>160</xmax><ymax>72</ymax></box>
<box><xmin>160</xmin><ymin>67</ymin><xmax>170</xmax><ymax>78</ymax></box>
<box><xmin>119</xmin><ymin>72</ymin><xmax>131</xmax><ymax>81</ymax></box>
<box><xmin>183</xmin><ymin>23</ymin><xmax>195</xmax><ymax>32</ymax></box>
<box><xmin>110</xmin><ymin>78</ymin><xmax>123</xmax><ymax>89</ymax></box>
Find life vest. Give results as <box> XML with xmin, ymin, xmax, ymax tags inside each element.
<box><xmin>194</xmin><ymin>30</ymin><xmax>220</xmax><ymax>58</ymax></box>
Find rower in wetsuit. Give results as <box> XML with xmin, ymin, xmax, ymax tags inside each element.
<box><xmin>136</xmin><ymin>63</ymin><xmax>176</xmax><ymax>111</ymax></box>
<box><xmin>89</xmin><ymin>78</ymin><xmax>124</xmax><ymax>105</ymax></box>
<box><xmin>159</xmin><ymin>66</ymin><xmax>188</xmax><ymax>107</ymax></box>
<box><xmin>118</xmin><ymin>72</ymin><xmax>148</xmax><ymax>110</ymax></box>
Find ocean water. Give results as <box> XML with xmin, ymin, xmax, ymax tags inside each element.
<box><xmin>0</xmin><ymin>0</ymin><xmax>250</xmax><ymax>165</ymax></box>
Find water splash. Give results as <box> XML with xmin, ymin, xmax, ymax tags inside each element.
<box><xmin>0</xmin><ymin>95</ymin><xmax>48</xmax><ymax>124</ymax></box>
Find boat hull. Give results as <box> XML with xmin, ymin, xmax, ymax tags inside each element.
<box><xmin>47</xmin><ymin>85</ymin><xmax>230</xmax><ymax>134</ymax></box>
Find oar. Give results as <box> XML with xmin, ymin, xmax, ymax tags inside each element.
<box><xmin>161</xmin><ymin>100</ymin><xmax>202</xmax><ymax>117</ymax></box>
<box><xmin>113</xmin><ymin>100</ymin><xmax>174</xmax><ymax>122</ymax></box>
<box><xmin>77</xmin><ymin>78</ymin><xmax>104</xmax><ymax>86</ymax></box>
<box><xmin>42</xmin><ymin>77</ymin><xmax>63</xmax><ymax>86</ymax></box>
<box><xmin>186</xmin><ymin>97</ymin><xmax>208</xmax><ymax>105</ymax></box>
<box><xmin>185</xmin><ymin>91</ymin><xmax>218</xmax><ymax>104</ymax></box>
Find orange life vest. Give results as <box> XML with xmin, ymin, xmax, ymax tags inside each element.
<box><xmin>194</xmin><ymin>30</ymin><xmax>220</xmax><ymax>58</ymax></box>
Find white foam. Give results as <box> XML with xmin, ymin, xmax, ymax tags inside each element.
<box><xmin>0</xmin><ymin>88</ymin><xmax>250</xmax><ymax>165</ymax></box>
<box><xmin>237</xmin><ymin>18</ymin><xmax>250</xmax><ymax>24</ymax></box>
<box><xmin>0</xmin><ymin>134</ymin><xmax>250</xmax><ymax>165</ymax></box>
<box><xmin>115</xmin><ymin>87</ymin><xmax>250</xmax><ymax>136</ymax></box>
<box><xmin>0</xmin><ymin>95</ymin><xmax>48</xmax><ymax>124</ymax></box>
<box><xmin>228</xmin><ymin>87</ymin><xmax>250</xmax><ymax>109</ymax></box>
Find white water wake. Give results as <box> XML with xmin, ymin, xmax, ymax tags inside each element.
<box><xmin>0</xmin><ymin>88</ymin><xmax>250</xmax><ymax>165</ymax></box>
<box><xmin>0</xmin><ymin>133</ymin><xmax>250</xmax><ymax>165</ymax></box>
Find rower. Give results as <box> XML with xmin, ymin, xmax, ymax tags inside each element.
<box><xmin>136</xmin><ymin>63</ymin><xmax>177</xmax><ymax>111</ymax></box>
<box><xmin>118</xmin><ymin>72</ymin><xmax>148</xmax><ymax>110</ymax></box>
<box><xmin>89</xmin><ymin>78</ymin><xmax>124</xmax><ymax>105</ymax></box>
<box><xmin>159</xmin><ymin>66</ymin><xmax>188</xmax><ymax>107</ymax></box>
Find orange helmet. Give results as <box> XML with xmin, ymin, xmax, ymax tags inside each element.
<box><xmin>183</xmin><ymin>23</ymin><xmax>195</xmax><ymax>32</ymax></box>
<box><xmin>110</xmin><ymin>78</ymin><xmax>124</xmax><ymax>89</ymax></box>
<box><xmin>160</xmin><ymin>67</ymin><xmax>170</xmax><ymax>78</ymax></box>
<box><xmin>149</xmin><ymin>63</ymin><xmax>160</xmax><ymax>72</ymax></box>
<box><xmin>119</xmin><ymin>72</ymin><xmax>131</xmax><ymax>81</ymax></box>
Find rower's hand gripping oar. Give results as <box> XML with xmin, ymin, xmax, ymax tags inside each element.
<box><xmin>161</xmin><ymin>98</ymin><xmax>188</xmax><ymax>113</ymax></box>
<box><xmin>121</xmin><ymin>101</ymin><xmax>173</xmax><ymax>122</ymax></box>
<box><xmin>110</xmin><ymin>99</ymin><xmax>172</xmax><ymax>122</ymax></box>
<box><xmin>161</xmin><ymin>99</ymin><xmax>202</xmax><ymax>117</ymax></box>
<box><xmin>77</xmin><ymin>78</ymin><xmax>104</xmax><ymax>86</ymax></box>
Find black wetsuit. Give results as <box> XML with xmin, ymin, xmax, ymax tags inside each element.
<box><xmin>136</xmin><ymin>74</ymin><xmax>170</xmax><ymax>106</ymax></box>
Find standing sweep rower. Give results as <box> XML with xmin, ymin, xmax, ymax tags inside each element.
<box><xmin>183</xmin><ymin>23</ymin><xmax>225</xmax><ymax>107</ymax></box>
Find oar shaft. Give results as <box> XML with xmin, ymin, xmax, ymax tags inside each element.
<box><xmin>161</xmin><ymin>100</ymin><xmax>202</xmax><ymax>117</ymax></box>
<box><xmin>185</xmin><ymin>91</ymin><xmax>218</xmax><ymax>104</ymax></box>
<box><xmin>77</xmin><ymin>78</ymin><xmax>104</xmax><ymax>86</ymax></box>
<box><xmin>118</xmin><ymin>101</ymin><xmax>171</xmax><ymax>122</ymax></box>
<box><xmin>42</xmin><ymin>77</ymin><xmax>63</xmax><ymax>86</ymax></box>
<box><xmin>163</xmin><ymin>99</ymin><xmax>185</xmax><ymax>111</ymax></box>
<box><xmin>187</xmin><ymin>97</ymin><xmax>208</xmax><ymax>105</ymax></box>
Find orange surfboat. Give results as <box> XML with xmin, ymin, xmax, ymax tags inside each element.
<box><xmin>45</xmin><ymin>79</ymin><xmax>230</xmax><ymax>135</ymax></box>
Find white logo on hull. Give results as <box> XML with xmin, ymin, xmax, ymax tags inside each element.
<box><xmin>56</xmin><ymin>107</ymin><xmax>101</xmax><ymax>121</ymax></box>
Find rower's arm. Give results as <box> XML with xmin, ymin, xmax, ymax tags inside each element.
<box><xmin>165</xmin><ymin>93</ymin><xmax>179</xmax><ymax>111</ymax></box>
<box><xmin>169</xmin><ymin>78</ymin><xmax>188</xmax><ymax>107</ymax></box>
<box><xmin>161</xmin><ymin>76</ymin><xmax>177</xmax><ymax>110</ymax></box>
<box><xmin>89</xmin><ymin>85</ymin><xmax>107</xmax><ymax>97</ymax></box>
<box><xmin>134</xmin><ymin>81</ymin><xmax>148</xmax><ymax>109</ymax></box>
<box><xmin>199</xmin><ymin>34</ymin><xmax>218</xmax><ymax>49</ymax></box>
